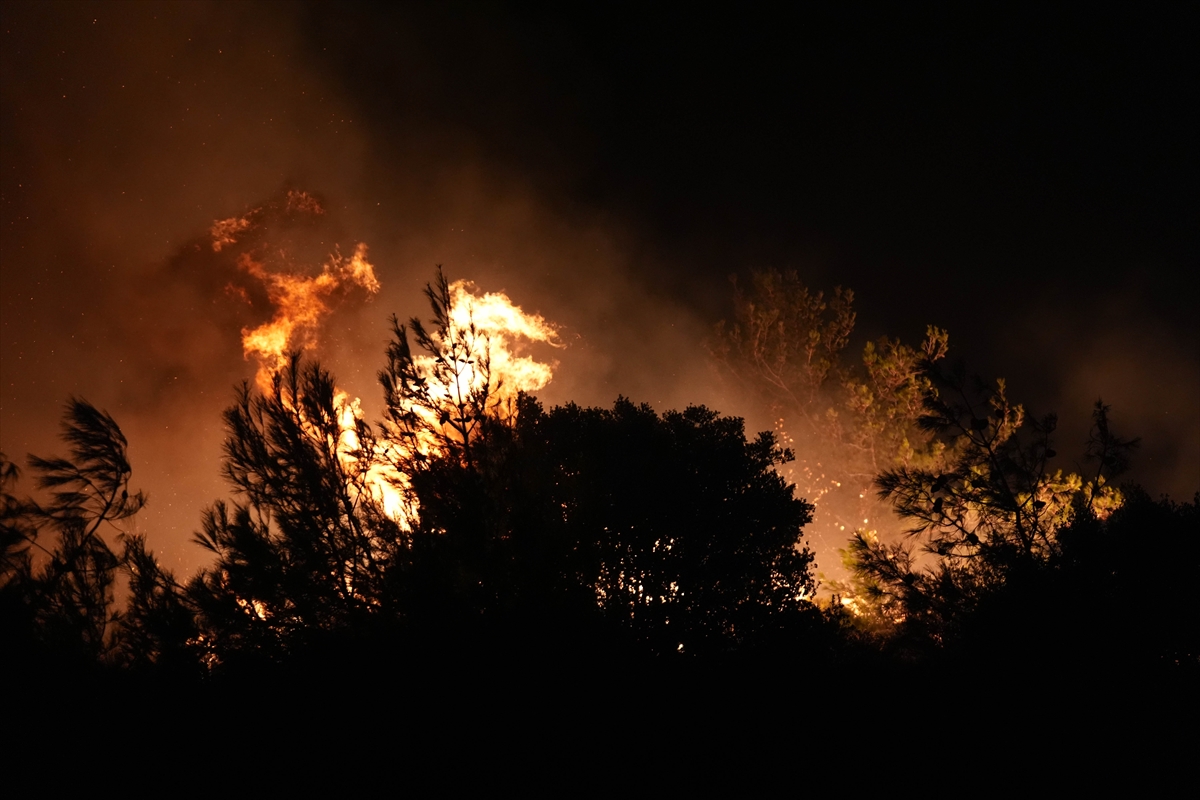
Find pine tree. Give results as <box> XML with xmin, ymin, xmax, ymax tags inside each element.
<box><xmin>848</xmin><ymin>367</ymin><xmax>1135</xmax><ymax>644</ymax></box>
<box><xmin>711</xmin><ymin>267</ymin><xmax>950</xmax><ymax>572</ymax></box>
<box><xmin>0</xmin><ymin>400</ymin><xmax>146</xmax><ymax>663</ymax></box>
<box><xmin>187</xmin><ymin>358</ymin><xmax>408</xmax><ymax>665</ymax></box>
<box><xmin>378</xmin><ymin>266</ymin><xmax>509</xmax><ymax>473</ymax></box>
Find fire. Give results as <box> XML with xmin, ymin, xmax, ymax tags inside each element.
<box><xmin>239</xmin><ymin>244</ymin><xmax>380</xmax><ymax>390</ymax></box>
<box><xmin>375</xmin><ymin>279</ymin><xmax>561</xmax><ymax>520</ymax></box>
<box><xmin>211</xmin><ymin>189</ymin><xmax>323</xmax><ymax>252</ymax></box>
<box><xmin>210</xmin><ymin>216</ymin><xmax>252</xmax><ymax>252</ymax></box>
<box><xmin>209</xmin><ymin>191</ymin><xmax>379</xmax><ymax>389</ymax></box>
<box><xmin>333</xmin><ymin>390</ymin><xmax>411</xmax><ymax>522</ymax></box>
<box><xmin>412</xmin><ymin>279</ymin><xmax>559</xmax><ymax>417</ymax></box>
<box><xmin>216</xmin><ymin>200</ymin><xmax>559</xmax><ymax>526</ymax></box>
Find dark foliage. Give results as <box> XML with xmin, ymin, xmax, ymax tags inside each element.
<box><xmin>182</xmin><ymin>350</ymin><xmax>828</xmax><ymax>670</ymax></box>
<box><xmin>169</xmin><ymin>254</ymin><xmax>833</xmax><ymax>670</ymax></box>
<box><xmin>186</xmin><ymin>358</ymin><xmax>408</xmax><ymax>667</ymax></box>
<box><xmin>1</xmin><ymin>399</ymin><xmax>200</xmax><ymax>683</ymax></box>
<box><xmin>847</xmin><ymin>361</ymin><xmax>1198</xmax><ymax>678</ymax></box>
<box><xmin>0</xmin><ymin>453</ymin><xmax>39</xmax><ymax>658</ymax></box>
<box><xmin>940</xmin><ymin>488</ymin><xmax>1199</xmax><ymax>676</ymax></box>
<box><xmin>409</xmin><ymin>395</ymin><xmax>822</xmax><ymax>658</ymax></box>
<box><xmin>1</xmin><ymin>400</ymin><xmax>145</xmax><ymax>664</ymax></box>
<box><xmin>118</xmin><ymin>533</ymin><xmax>199</xmax><ymax>675</ymax></box>
<box><xmin>1</xmin><ymin>455</ymin><xmax>34</xmax><ymax>588</ymax></box>
<box><xmin>7</xmin><ymin>270</ymin><xmax>1192</xmax><ymax>714</ymax></box>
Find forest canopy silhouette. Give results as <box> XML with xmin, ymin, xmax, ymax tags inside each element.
<box><xmin>3</xmin><ymin>269</ymin><xmax>1196</xmax><ymax>702</ymax></box>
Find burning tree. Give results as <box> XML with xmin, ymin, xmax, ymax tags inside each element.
<box><xmin>711</xmin><ymin>268</ymin><xmax>950</xmax><ymax>579</ymax></box>
<box><xmin>186</xmin><ymin>359</ymin><xmax>410</xmax><ymax>664</ymax></box>
<box><xmin>708</xmin><ymin>268</ymin><xmax>1178</xmax><ymax>665</ymax></box>
<box><xmin>185</xmin><ymin>267</ymin><xmax>560</xmax><ymax>665</ymax></box>
<box><xmin>379</xmin><ymin>267</ymin><xmax>559</xmax><ymax>473</ymax></box>
<box><xmin>3</xmin><ymin>236</ymin><xmax>829</xmax><ymax>670</ymax></box>
<box><xmin>185</xmin><ymin>261</ymin><xmax>822</xmax><ymax>664</ymax></box>
<box><xmin>844</xmin><ymin>368</ymin><xmax>1136</xmax><ymax>648</ymax></box>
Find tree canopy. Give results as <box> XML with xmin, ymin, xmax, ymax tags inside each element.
<box><xmin>175</xmin><ymin>269</ymin><xmax>826</xmax><ymax>669</ymax></box>
<box><xmin>4</xmin><ymin>268</ymin><xmax>1194</xmax><ymax>694</ymax></box>
<box><xmin>711</xmin><ymin>268</ymin><xmax>951</xmax><ymax>561</ymax></box>
<box><xmin>0</xmin><ymin>400</ymin><xmax>193</xmax><ymax>671</ymax></box>
<box><xmin>409</xmin><ymin>395</ymin><xmax>818</xmax><ymax>657</ymax></box>
<box><xmin>840</xmin><ymin>365</ymin><xmax>1195</xmax><ymax>671</ymax></box>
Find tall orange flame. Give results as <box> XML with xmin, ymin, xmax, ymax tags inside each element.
<box><xmin>238</xmin><ymin>244</ymin><xmax>380</xmax><ymax>390</ymax></box>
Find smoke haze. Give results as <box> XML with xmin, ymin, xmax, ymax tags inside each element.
<box><xmin>3</xmin><ymin>2</ymin><xmax>1195</xmax><ymax>577</ymax></box>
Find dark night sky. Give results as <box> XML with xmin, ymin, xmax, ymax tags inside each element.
<box><xmin>2</xmin><ymin>2</ymin><xmax>1196</xmax><ymax>573</ymax></box>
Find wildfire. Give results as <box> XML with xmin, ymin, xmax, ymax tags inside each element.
<box><xmin>238</xmin><ymin>244</ymin><xmax>380</xmax><ymax>390</ymax></box>
<box><xmin>411</xmin><ymin>279</ymin><xmax>559</xmax><ymax>416</ymax></box>
<box><xmin>333</xmin><ymin>389</ymin><xmax>411</xmax><ymax>522</ymax></box>
<box><xmin>214</xmin><ymin>200</ymin><xmax>559</xmax><ymax>526</ymax></box>
<box><xmin>374</xmin><ymin>279</ymin><xmax>561</xmax><ymax>521</ymax></box>
<box><xmin>209</xmin><ymin>191</ymin><xmax>379</xmax><ymax>389</ymax></box>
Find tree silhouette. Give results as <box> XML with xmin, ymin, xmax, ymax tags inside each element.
<box><xmin>187</xmin><ymin>358</ymin><xmax>407</xmax><ymax>666</ymax></box>
<box><xmin>188</xmin><ymin>358</ymin><xmax>823</xmax><ymax>666</ymax></box>
<box><xmin>893</xmin><ymin>485</ymin><xmax>1199</xmax><ymax>676</ymax></box>
<box><xmin>118</xmin><ymin>532</ymin><xmax>199</xmax><ymax>674</ymax></box>
<box><xmin>379</xmin><ymin>266</ymin><xmax>507</xmax><ymax>472</ymax></box>
<box><xmin>180</xmin><ymin>266</ymin><xmax>838</xmax><ymax>670</ymax></box>
<box><xmin>0</xmin><ymin>400</ymin><xmax>148</xmax><ymax>664</ymax></box>
<box><xmin>848</xmin><ymin>365</ymin><xmax>1140</xmax><ymax>655</ymax></box>
<box><xmin>711</xmin><ymin>268</ymin><xmax>950</xmax><ymax>565</ymax></box>
<box><xmin>10</xmin><ymin>267</ymin><xmax>1188</xmax><ymax>693</ymax></box>
<box><xmin>0</xmin><ymin>453</ymin><xmax>38</xmax><ymax>656</ymax></box>
<box><xmin>187</xmin><ymin>265</ymin><xmax>558</xmax><ymax>668</ymax></box>
<box><xmin>1052</xmin><ymin>486</ymin><xmax>1199</xmax><ymax>671</ymax></box>
<box><xmin>411</xmin><ymin>395</ymin><xmax>820</xmax><ymax>657</ymax></box>
<box><xmin>1</xmin><ymin>454</ymin><xmax>34</xmax><ymax>589</ymax></box>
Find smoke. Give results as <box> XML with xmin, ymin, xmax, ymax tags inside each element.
<box><xmin>3</xmin><ymin>2</ymin><xmax>1194</xmax><ymax>582</ymax></box>
<box><xmin>0</xmin><ymin>2</ymin><xmax>726</xmax><ymax>572</ymax></box>
<box><xmin>997</xmin><ymin>289</ymin><xmax>1200</xmax><ymax>502</ymax></box>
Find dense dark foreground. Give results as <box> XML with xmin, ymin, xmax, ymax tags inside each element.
<box><xmin>13</xmin><ymin>623</ymin><xmax>1194</xmax><ymax>783</ymax></box>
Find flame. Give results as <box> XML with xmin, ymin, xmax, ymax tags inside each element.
<box><xmin>235</xmin><ymin>240</ymin><xmax>404</xmax><ymax>519</ymax></box>
<box><xmin>211</xmin><ymin>190</ymin><xmax>324</xmax><ymax>252</ymax></box>
<box><xmin>210</xmin><ymin>216</ymin><xmax>253</xmax><ymax>252</ymax></box>
<box><xmin>284</xmin><ymin>188</ymin><xmax>325</xmax><ymax>216</ymax></box>
<box><xmin>239</xmin><ymin>243</ymin><xmax>379</xmax><ymax>390</ymax></box>
<box><xmin>376</xmin><ymin>280</ymin><xmax>561</xmax><ymax>520</ymax></box>
<box><xmin>210</xmin><ymin>191</ymin><xmax>378</xmax><ymax>389</ymax></box>
<box><xmin>219</xmin><ymin>207</ymin><xmax>559</xmax><ymax>527</ymax></box>
<box><xmin>410</xmin><ymin>279</ymin><xmax>559</xmax><ymax>418</ymax></box>
<box><xmin>333</xmin><ymin>390</ymin><xmax>411</xmax><ymax>523</ymax></box>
